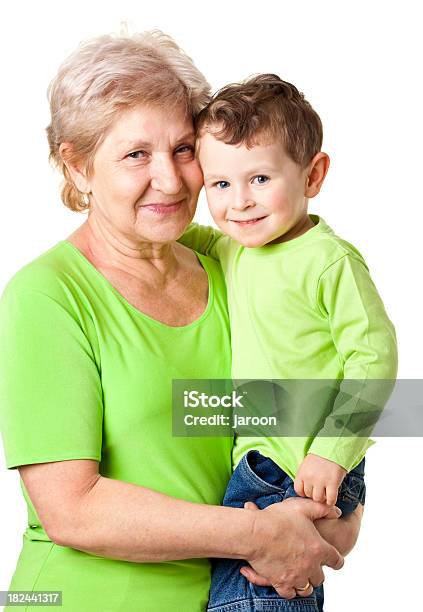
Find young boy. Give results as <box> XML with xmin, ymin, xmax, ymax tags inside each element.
<box><xmin>180</xmin><ymin>74</ymin><xmax>397</xmax><ymax>611</ymax></box>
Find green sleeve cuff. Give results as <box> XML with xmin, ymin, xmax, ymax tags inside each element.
<box><xmin>308</xmin><ymin>436</ymin><xmax>374</xmax><ymax>472</ymax></box>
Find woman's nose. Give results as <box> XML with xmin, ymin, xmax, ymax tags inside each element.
<box><xmin>150</xmin><ymin>156</ymin><xmax>182</xmax><ymax>194</ymax></box>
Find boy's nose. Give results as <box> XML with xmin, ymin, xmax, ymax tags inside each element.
<box><xmin>231</xmin><ymin>196</ymin><xmax>255</xmax><ymax>211</ymax></box>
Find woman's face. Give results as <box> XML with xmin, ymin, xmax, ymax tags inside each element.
<box><xmin>87</xmin><ymin>103</ymin><xmax>202</xmax><ymax>246</ymax></box>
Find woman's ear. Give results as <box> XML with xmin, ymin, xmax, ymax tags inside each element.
<box><xmin>59</xmin><ymin>143</ymin><xmax>90</xmax><ymax>193</ymax></box>
<box><xmin>304</xmin><ymin>152</ymin><xmax>330</xmax><ymax>198</ymax></box>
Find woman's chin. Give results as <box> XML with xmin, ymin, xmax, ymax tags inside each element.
<box><xmin>135</xmin><ymin>214</ymin><xmax>194</xmax><ymax>245</ymax></box>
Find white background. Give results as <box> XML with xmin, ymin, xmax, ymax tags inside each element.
<box><xmin>0</xmin><ymin>1</ymin><xmax>422</xmax><ymax>610</ymax></box>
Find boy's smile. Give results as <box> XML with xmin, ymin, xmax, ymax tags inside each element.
<box><xmin>199</xmin><ymin>131</ymin><xmax>317</xmax><ymax>248</ymax></box>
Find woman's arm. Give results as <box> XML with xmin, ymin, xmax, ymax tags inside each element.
<box><xmin>315</xmin><ymin>504</ymin><xmax>364</xmax><ymax>556</ymax></box>
<box><xmin>19</xmin><ymin>459</ymin><xmax>344</xmax><ymax>599</ymax></box>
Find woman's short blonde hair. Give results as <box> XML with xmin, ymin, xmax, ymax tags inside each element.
<box><xmin>47</xmin><ymin>30</ymin><xmax>211</xmax><ymax>211</ymax></box>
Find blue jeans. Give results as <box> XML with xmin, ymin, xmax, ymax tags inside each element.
<box><xmin>208</xmin><ymin>450</ymin><xmax>366</xmax><ymax>612</ymax></box>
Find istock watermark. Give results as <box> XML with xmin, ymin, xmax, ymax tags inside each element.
<box><xmin>172</xmin><ymin>379</ymin><xmax>421</xmax><ymax>437</ymax></box>
<box><xmin>183</xmin><ymin>390</ymin><xmax>245</xmax><ymax>409</ymax></box>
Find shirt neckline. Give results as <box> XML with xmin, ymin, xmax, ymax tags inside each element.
<box><xmin>59</xmin><ymin>240</ymin><xmax>215</xmax><ymax>331</ymax></box>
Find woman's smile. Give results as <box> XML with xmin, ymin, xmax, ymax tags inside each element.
<box><xmin>139</xmin><ymin>199</ymin><xmax>185</xmax><ymax>215</ymax></box>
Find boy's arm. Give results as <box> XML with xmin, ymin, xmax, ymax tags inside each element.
<box><xmin>308</xmin><ymin>254</ymin><xmax>398</xmax><ymax>471</ymax></box>
<box><xmin>178</xmin><ymin>223</ymin><xmax>232</xmax><ymax>262</ymax></box>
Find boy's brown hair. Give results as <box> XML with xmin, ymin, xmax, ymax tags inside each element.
<box><xmin>195</xmin><ymin>74</ymin><xmax>323</xmax><ymax>167</ymax></box>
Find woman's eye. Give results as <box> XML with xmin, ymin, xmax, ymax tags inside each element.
<box><xmin>252</xmin><ymin>175</ymin><xmax>269</xmax><ymax>185</ymax></box>
<box><xmin>127</xmin><ymin>150</ymin><xmax>147</xmax><ymax>159</ymax></box>
<box><xmin>175</xmin><ymin>145</ymin><xmax>194</xmax><ymax>155</ymax></box>
<box><xmin>215</xmin><ymin>181</ymin><xmax>230</xmax><ymax>189</ymax></box>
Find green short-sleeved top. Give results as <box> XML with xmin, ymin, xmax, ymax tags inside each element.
<box><xmin>0</xmin><ymin>241</ymin><xmax>232</xmax><ymax>612</ymax></box>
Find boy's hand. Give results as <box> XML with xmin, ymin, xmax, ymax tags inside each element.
<box><xmin>294</xmin><ymin>454</ymin><xmax>347</xmax><ymax>506</ymax></box>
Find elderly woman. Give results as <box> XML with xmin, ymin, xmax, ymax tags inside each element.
<box><xmin>0</xmin><ymin>31</ymin><xmax>361</xmax><ymax>611</ymax></box>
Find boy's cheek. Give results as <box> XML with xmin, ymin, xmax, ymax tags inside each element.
<box><xmin>210</xmin><ymin>209</ymin><xmax>231</xmax><ymax>235</ymax></box>
<box><xmin>206</xmin><ymin>197</ymin><xmax>226</xmax><ymax>223</ymax></box>
<box><xmin>211</xmin><ymin>211</ymin><xmax>227</xmax><ymax>229</ymax></box>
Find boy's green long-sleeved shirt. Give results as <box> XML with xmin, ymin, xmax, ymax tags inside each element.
<box><xmin>180</xmin><ymin>215</ymin><xmax>398</xmax><ymax>476</ymax></box>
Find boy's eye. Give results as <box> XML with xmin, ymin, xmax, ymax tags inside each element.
<box><xmin>215</xmin><ymin>181</ymin><xmax>230</xmax><ymax>189</ymax></box>
<box><xmin>252</xmin><ymin>175</ymin><xmax>269</xmax><ymax>185</ymax></box>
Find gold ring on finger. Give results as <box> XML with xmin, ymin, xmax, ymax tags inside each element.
<box><xmin>296</xmin><ymin>582</ymin><xmax>311</xmax><ymax>591</ymax></box>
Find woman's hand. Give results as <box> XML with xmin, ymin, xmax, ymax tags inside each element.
<box><xmin>243</xmin><ymin>497</ymin><xmax>344</xmax><ymax>599</ymax></box>
<box><xmin>241</xmin><ymin>501</ymin><xmax>363</xmax><ymax>597</ymax></box>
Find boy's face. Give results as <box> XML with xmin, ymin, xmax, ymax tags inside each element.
<box><xmin>199</xmin><ymin>131</ymin><xmax>312</xmax><ymax>248</ymax></box>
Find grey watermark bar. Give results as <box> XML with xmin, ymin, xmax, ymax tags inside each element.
<box><xmin>172</xmin><ymin>379</ymin><xmax>422</xmax><ymax>437</ymax></box>
<box><xmin>0</xmin><ymin>591</ymin><xmax>62</xmax><ymax>606</ymax></box>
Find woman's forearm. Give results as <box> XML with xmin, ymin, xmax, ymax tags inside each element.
<box><xmin>314</xmin><ymin>504</ymin><xmax>364</xmax><ymax>556</ymax></box>
<box><xmin>54</xmin><ymin>474</ymin><xmax>255</xmax><ymax>562</ymax></box>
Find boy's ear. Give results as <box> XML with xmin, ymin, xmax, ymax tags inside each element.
<box><xmin>305</xmin><ymin>152</ymin><xmax>330</xmax><ymax>198</ymax></box>
<box><xmin>59</xmin><ymin>143</ymin><xmax>91</xmax><ymax>193</ymax></box>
